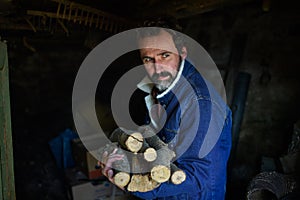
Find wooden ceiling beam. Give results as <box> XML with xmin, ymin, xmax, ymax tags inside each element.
<box><xmin>140</xmin><ymin>0</ymin><xmax>256</xmax><ymax>19</ymax></box>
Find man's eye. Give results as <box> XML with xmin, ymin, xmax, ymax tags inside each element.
<box><xmin>162</xmin><ymin>53</ymin><xmax>170</xmax><ymax>58</ymax></box>
<box><xmin>143</xmin><ymin>57</ymin><xmax>153</xmax><ymax>63</ymax></box>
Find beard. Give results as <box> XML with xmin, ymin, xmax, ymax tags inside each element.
<box><xmin>151</xmin><ymin>71</ymin><xmax>175</xmax><ymax>91</ymax></box>
<box><xmin>149</xmin><ymin>58</ymin><xmax>182</xmax><ymax>92</ymax></box>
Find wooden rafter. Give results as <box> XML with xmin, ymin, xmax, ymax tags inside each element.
<box><xmin>140</xmin><ymin>0</ymin><xmax>256</xmax><ymax>19</ymax></box>
<box><xmin>25</xmin><ymin>0</ymin><xmax>137</xmax><ymax>34</ymax></box>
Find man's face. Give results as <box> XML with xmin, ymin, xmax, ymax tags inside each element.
<box><xmin>138</xmin><ymin>30</ymin><xmax>187</xmax><ymax>91</ymax></box>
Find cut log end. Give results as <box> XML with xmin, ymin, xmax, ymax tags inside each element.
<box><xmin>151</xmin><ymin>165</ymin><xmax>171</xmax><ymax>183</ymax></box>
<box><xmin>127</xmin><ymin>174</ymin><xmax>160</xmax><ymax>192</ymax></box>
<box><xmin>113</xmin><ymin>172</ymin><xmax>130</xmax><ymax>187</ymax></box>
<box><xmin>143</xmin><ymin>147</ymin><xmax>157</xmax><ymax>162</ymax></box>
<box><xmin>125</xmin><ymin>132</ymin><xmax>143</xmax><ymax>153</ymax></box>
<box><xmin>147</xmin><ymin>178</ymin><xmax>160</xmax><ymax>191</ymax></box>
<box><xmin>170</xmin><ymin>163</ymin><xmax>186</xmax><ymax>184</ymax></box>
<box><xmin>127</xmin><ymin>175</ymin><xmax>142</xmax><ymax>192</ymax></box>
<box><xmin>171</xmin><ymin>170</ymin><xmax>186</xmax><ymax>185</ymax></box>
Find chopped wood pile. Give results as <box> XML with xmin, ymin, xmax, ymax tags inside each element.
<box><xmin>97</xmin><ymin>127</ymin><xmax>186</xmax><ymax>192</ymax></box>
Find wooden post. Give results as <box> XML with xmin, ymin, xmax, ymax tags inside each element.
<box><xmin>0</xmin><ymin>41</ymin><xmax>16</xmax><ymax>200</ymax></box>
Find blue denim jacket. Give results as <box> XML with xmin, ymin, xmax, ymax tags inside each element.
<box><xmin>132</xmin><ymin>60</ymin><xmax>232</xmax><ymax>200</ymax></box>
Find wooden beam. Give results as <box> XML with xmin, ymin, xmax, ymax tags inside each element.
<box><xmin>0</xmin><ymin>41</ymin><xmax>16</xmax><ymax>200</ymax></box>
<box><xmin>140</xmin><ymin>0</ymin><xmax>256</xmax><ymax>19</ymax></box>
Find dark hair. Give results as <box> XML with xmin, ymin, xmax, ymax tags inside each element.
<box><xmin>136</xmin><ymin>16</ymin><xmax>185</xmax><ymax>53</ymax></box>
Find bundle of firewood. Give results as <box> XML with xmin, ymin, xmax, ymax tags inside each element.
<box><xmin>97</xmin><ymin>127</ymin><xmax>186</xmax><ymax>192</ymax></box>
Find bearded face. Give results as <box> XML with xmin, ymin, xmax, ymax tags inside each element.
<box><xmin>138</xmin><ymin>30</ymin><xmax>186</xmax><ymax>92</ymax></box>
<box><xmin>149</xmin><ymin>59</ymin><xmax>181</xmax><ymax>91</ymax></box>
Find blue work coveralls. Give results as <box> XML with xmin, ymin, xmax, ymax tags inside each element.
<box><xmin>131</xmin><ymin>59</ymin><xmax>232</xmax><ymax>200</ymax></box>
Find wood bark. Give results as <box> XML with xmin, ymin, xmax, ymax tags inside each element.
<box><xmin>143</xmin><ymin>129</ymin><xmax>168</xmax><ymax>150</ymax></box>
<box><xmin>109</xmin><ymin>128</ymin><xmax>144</xmax><ymax>153</ymax></box>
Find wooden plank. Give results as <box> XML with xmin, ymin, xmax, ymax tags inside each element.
<box><xmin>0</xmin><ymin>41</ymin><xmax>16</xmax><ymax>200</ymax></box>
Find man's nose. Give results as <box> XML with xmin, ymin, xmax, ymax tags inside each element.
<box><xmin>154</xmin><ymin>59</ymin><xmax>164</xmax><ymax>74</ymax></box>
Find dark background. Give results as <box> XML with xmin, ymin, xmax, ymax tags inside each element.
<box><xmin>1</xmin><ymin>0</ymin><xmax>300</xmax><ymax>199</ymax></box>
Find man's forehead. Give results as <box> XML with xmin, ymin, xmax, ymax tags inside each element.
<box><xmin>138</xmin><ymin>30</ymin><xmax>178</xmax><ymax>54</ymax></box>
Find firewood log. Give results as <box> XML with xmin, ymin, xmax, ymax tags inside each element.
<box><xmin>127</xmin><ymin>174</ymin><xmax>160</xmax><ymax>192</ymax></box>
<box><xmin>131</xmin><ymin>152</ymin><xmax>155</xmax><ymax>174</ymax></box>
<box><xmin>97</xmin><ymin>143</ymin><xmax>131</xmax><ymax>187</ymax></box>
<box><xmin>139</xmin><ymin>140</ymin><xmax>157</xmax><ymax>162</ymax></box>
<box><xmin>138</xmin><ymin>126</ymin><xmax>176</xmax><ymax>183</ymax></box>
<box><xmin>150</xmin><ymin>146</ymin><xmax>175</xmax><ymax>183</ymax></box>
<box><xmin>143</xmin><ymin>147</ymin><xmax>157</xmax><ymax>162</ymax></box>
<box><xmin>114</xmin><ymin>172</ymin><xmax>131</xmax><ymax>187</ymax></box>
<box><xmin>109</xmin><ymin>128</ymin><xmax>144</xmax><ymax>153</ymax></box>
<box><xmin>103</xmin><ymin>126</ymin><xmax>186</xmax><ymax>189</ymax></box>
<box><xmin>170</xmin><ymin>163</ymin><xmax>186</xmax><ymax>185</ymax></box>
<box><xmin>139</xmin><ymin>126</ymin><xmax>167</xmax><ymax>150</ymax></box>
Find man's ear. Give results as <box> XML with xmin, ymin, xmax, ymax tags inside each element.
<box><xmin>180</xmin><ymin>46</ymin><xmax>187</xmax><ymax>59</ymax></box>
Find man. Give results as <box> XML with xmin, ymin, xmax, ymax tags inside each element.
<box><xmin>101</xmin><ymin>18</ymin><xmax>232</xmax><ymax>200</ymax></box>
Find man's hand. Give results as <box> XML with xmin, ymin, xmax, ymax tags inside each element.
<box><xmin>98</xmin><ymin>148</ymin><xmax>125</xmax><ymax>190</ymax></box>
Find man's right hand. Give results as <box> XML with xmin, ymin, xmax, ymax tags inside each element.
<box><xmin>98</xmin><ymin>148</ymin><xmax>125</xmax><ymax>190</ymax></box>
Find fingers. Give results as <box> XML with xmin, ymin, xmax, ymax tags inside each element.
<box><xmin>102</xmin><ymin>156</ymin><xmax>123</xmax><ymax>176</ymax></box>
<box><xmin>98</xmin><ymin>147</ymin><xmax>126</xmax><ymax>191</ymax></box>
<box><xmin>101</xmin><ymin>151</ymin><xmax>108</xmax><ymax>164</ymax></box>
<box><xmin>100</xmin><ymin>148</ymin><xmax>124</xmax><ymax>178</ymax></box>
<box><xmin>107</xmin><ymin>169</ymin><xmax>113</xmax><ymax>179</ymax></box>
<box><xmin>112</xmin><ymin>148</ymin><xmax>118</xmax><ymax>154</ymax></box>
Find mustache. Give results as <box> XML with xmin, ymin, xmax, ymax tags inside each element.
<box><xmin>151</xmin><ymin>71</ymin><xmax>173</xmax><ymax>81</ymax></box>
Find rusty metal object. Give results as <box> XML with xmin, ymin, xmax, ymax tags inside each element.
<box><xmin>247</xmin><ymin>171</ymin><xmax>297</xmax><ymax>199</ymax></box>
